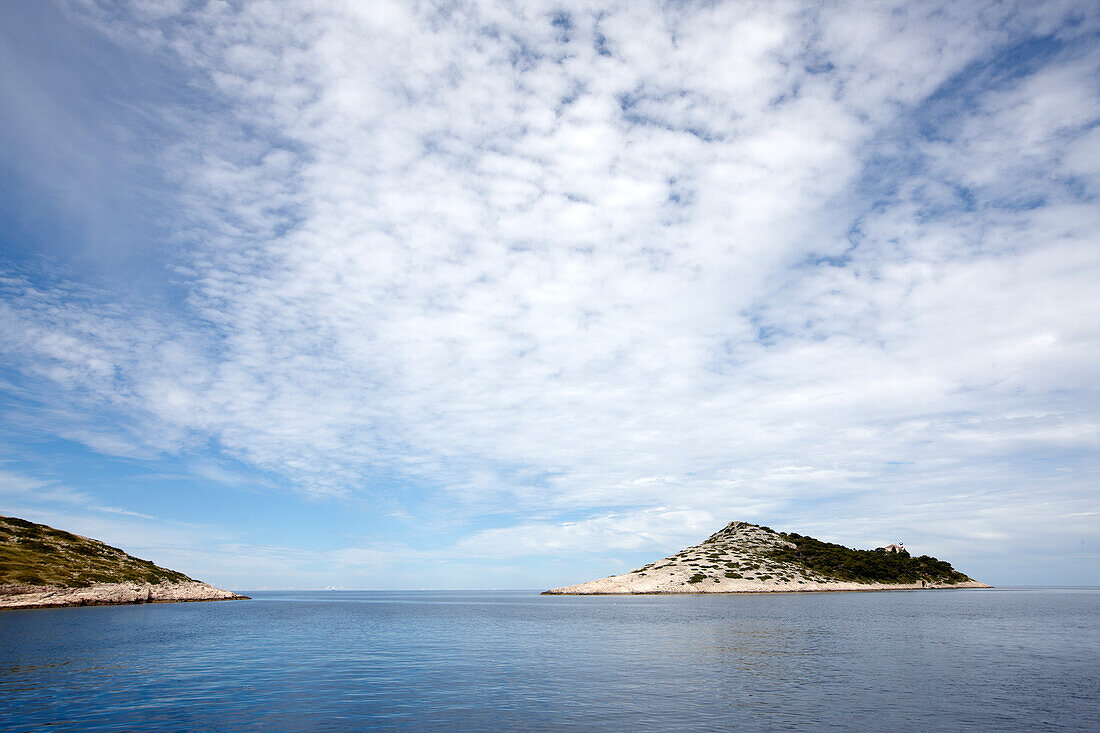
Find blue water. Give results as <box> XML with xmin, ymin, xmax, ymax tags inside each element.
<box><xmin>1</xmin><ymin>588</ymin><xmax>1097</xmax><ymax>731</ymax></box>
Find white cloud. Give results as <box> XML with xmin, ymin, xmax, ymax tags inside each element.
<box><xmin>1</xmin><ymin>0</ymin><xmax>1098</xmax><ymax>582</ymax></box>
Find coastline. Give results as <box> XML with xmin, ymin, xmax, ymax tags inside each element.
<box><xmin>0</xmin><ymin>581</ymin><xmax>249</xmax><ymax>610</ymax></box>
<box><xmin>543</xmin><ymin>578</ymin><xmax>992</xmax><ymax>595</ymax></box>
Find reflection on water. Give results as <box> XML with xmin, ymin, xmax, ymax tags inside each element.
<box><xmin>1</xmin><ymin>588</ymin><xmax>1098</xmax><ymax>731</ymax></box>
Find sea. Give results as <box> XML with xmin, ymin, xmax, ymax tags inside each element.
<box><xmin>1</xmin><ymin>587</ymin><xmax>1097</xmax><ymax>731</ymax></box>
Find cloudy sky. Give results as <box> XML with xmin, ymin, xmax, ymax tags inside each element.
<box><xmin>1</xmin><ymin>0</ymin><xmax>1097</xmax><ymax>589</ymax></box>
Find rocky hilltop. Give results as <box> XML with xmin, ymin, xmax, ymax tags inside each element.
<box><xmin>544</xmin><ymin>521</ymin><xmax>990</xmax><ymax>594</ymax></box>
<box><xmin>0</xmin><ymin>515</ymin><xmax>248</xmax><ymax>609</ymax></box>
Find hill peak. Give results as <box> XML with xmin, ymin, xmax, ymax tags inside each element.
<box><xmin>545</xmin><ymin>520</ymin><xmax>989</xmax><ymax>595</ymax></box>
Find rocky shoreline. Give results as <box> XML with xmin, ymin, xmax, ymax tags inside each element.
<box><xmin>543</xmin><ymin>579</ymin><xmax>992</xmax><ymax>594</ymax></box>
<box><xmin>0</xmin><ymin>581</ymin><xmax>249</xmax><ymax>610</ymax></box>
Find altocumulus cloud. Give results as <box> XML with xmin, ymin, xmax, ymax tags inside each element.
<box><xmin>0</xmin><ymin>0</ymin><xmax>1098</xmax><ymax>585</ymax></box>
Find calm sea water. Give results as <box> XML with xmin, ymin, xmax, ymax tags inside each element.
<box><xmin>1</xmin><ymin>587</ymin><xmax>1097</xmax><ymax>731</ymax></box>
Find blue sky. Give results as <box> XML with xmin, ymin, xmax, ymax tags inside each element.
<box><xmin>1</xmin><ymin>0</ymin><xmax>1098</xmax><ymax>589</ymax></box>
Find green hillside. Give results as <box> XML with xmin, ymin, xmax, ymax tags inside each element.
<box><xmin>769</xmin><ymin>531</ymin><xmax>973</xmax><ymax>585</ymax></box>
<box><xmin>0</xmin><ymin>515</ymin><xmax>193</xmax><ymax>588</ymax></box>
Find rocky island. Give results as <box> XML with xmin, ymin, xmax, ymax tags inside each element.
<box><xmin>544</xmin><ymin>521</ymin><xmax>991</xmax><ymax>594</ymax></box>
<box><xmin>0</xmin><ymin>515</ymin><xmax>248</xmax><ymax>610</ymax></box>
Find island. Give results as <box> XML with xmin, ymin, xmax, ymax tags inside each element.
<box><xmin>0</xmin><ymin>515</ymin><xmax>248</xmax><ymax>609</ymax></box>
<box><xmin>543</xmin><ymin>521</ymin><xmax>991</xmax><ymax>594</ymax></box>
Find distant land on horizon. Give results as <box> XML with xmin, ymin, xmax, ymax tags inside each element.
<box><xmin>0</xmin><ymin>515</ymin><xmax>247</xmax><ymax>610</ymax></box>
<box><xmin>544</xmin><ymin>521</ymin><xmax>991</xmax><ymax>594</ymax></box>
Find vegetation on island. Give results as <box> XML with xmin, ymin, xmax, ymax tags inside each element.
<box><xmin>547</xmin><ymin>520</ymin><xmax>984</xmax><ymax>593</ymax></box>
<box><xmin>769</xmin><ymin>531</ymin><xmax>972</xmax><ymax>585</ymax></box>
<box><xmin>0</xmin><ymin>515</ymin><xmax>193</xmax><ymax>589</ymax></box>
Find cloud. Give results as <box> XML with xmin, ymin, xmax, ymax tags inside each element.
<box><xmin>0</xmin><ymin>0</ymin><xmax>1098</xmax><ymax>582</ymax></box>
<box><xmin>451</xmin><ymin>508</ymin><xmax>722</xmax><ymax>559</ymax></box>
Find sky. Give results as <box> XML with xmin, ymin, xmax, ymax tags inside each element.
<box><xmin>0</xmin><ymin>0</ymin><xmax>1097</xmax><ymax>590</ymax></box>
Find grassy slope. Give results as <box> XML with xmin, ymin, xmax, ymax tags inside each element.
<box><xmin>769</xmin><ymin>530</ymin><xmax>973</xmax><ymax>584</ymax></box>
<box><xmin>0</xmin><ymin>515</ymin><xmax>193</xmax><ymax>588</ymax></box>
